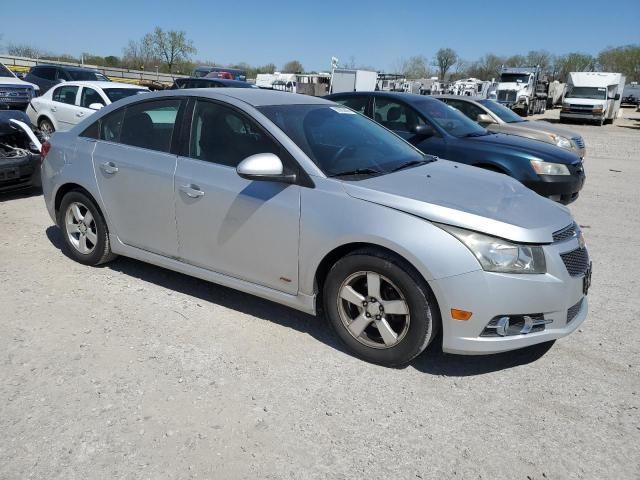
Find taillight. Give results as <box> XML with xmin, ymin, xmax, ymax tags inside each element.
<box><xmin>40</xmin><ymin>141</ymin><xmax>51</xmax><ymax>164</ymax></box>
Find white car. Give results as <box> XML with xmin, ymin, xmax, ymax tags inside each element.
<box><xmin>27</xmin><ymin>81</ymin><xmax>148</xmax><ymax>135</ymax></box>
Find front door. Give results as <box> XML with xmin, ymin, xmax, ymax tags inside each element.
<box><xmin>372</xmin><ymin>96</ymin><xmax>449</xmax><ymax>158</ymax></box>
<box><xmin>174</xmin><ymin>99</ymin><xmax>300</xmax><ymax>294</ymax></box>
<box><xmin>92</xmin><ymin>98</ymin><xmax>182</xmax><ymax>257</ymax></box>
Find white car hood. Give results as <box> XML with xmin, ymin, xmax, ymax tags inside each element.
<box><xmin>0</xmin><ymin>76</ymin><xmax>38</xmax><ymax>90</ymax></box>
<box><xmin>342</xmin><ymin>160</ymin><xmax>573</xmax><ymax>244</ymax></box>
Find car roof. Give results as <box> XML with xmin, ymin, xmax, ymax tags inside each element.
<box><xmin>177</xmin><ymin>77</ymin><xmax>250</xmax><ymax>87</ymax></box>
<box><xmin>326</xmin><ymin>91</ymin><xmax>438</xmax><ymax>104</ymax></box>
<box><xmin>176</xmin><ymin>88</ymin><xmax>332</xmax><ymax>106</ymax></box>
<box><xmin>433</xmin><ymin>95</ymin><xmax>487</xmax><ymax>103</ymax></box>
<box><xmin>35</xmin><ymin>64</ymin><xmax>101</xmax><ymax>73</ymax></box>
<box><xmin>48</xmin><ymin>81</ymin><xmax>146</xmax><ymax>90</ymax></box>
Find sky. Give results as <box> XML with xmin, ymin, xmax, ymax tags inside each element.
<box><xmin>2</xmin><ymin>0</ymin><xmax>639</xmax><ymax>72</ymax></box>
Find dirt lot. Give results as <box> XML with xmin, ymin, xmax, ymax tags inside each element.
<box><xmin>1</xmin><ymin>107</ymin><xmax>639</xmax><ymax>480</ymax></box>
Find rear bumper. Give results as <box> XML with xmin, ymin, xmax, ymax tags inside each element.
<box><xmin>0</xmin><ymin>152</ymin><xmax>41</xmax><ymax>192</ymax></box>
<box><xmin>430</xmin><ymin>238</ymin><xmax>589</xmax><ymax>354</ymax></box>
<box><xmin>523</xmin><ymin>169</ymin><xmax>586</xmax><ymax>205</ymax></box>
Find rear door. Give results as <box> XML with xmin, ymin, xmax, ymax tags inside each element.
<box><xmin>50</xmin><ymin>85</ymin><xmax>81</xmax><ymax>130</ymax></box>
<box><xmin>91</xmin><ymin>98</ymin><xmax>184</xmax><ymax>257</ymax></box>
<box><xmin>173</xmin><ymin>98</ymin><xmax>301</xmax><ymax>294</ymax></box>
<box><xmin>77</xmin><ymin>86</ymin><xmax>107</xmax><ymax>124</ymax></box>
<box><xmin>372</xmin><ymin>96</ymin><xmax>448</xmax><ymax>158</ymax></box>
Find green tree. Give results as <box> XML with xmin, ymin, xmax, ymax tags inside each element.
<box><xmin>597</xmin><ymin>44</ymin><xmax>640</xmax><ymax>81</ymax></box>
<box><xmin>553</xmin><ymin>52</ymin><xmax>594</xmax><ymax>81</ymax></box>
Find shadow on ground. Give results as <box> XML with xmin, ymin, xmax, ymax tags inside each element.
<box><xmin>0</xmin><ymin>187</ymin><xmax>41</xmax><ymax>203</ymax></box>
<box><xmin>46</xmin><ymin>225</ymin><xmax>553</xmax><ymax>377</ymax></box>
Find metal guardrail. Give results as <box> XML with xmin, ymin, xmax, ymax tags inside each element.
<box><xmin>0</xmin><ymin>55</ymin><xmax>189</xmax><ymax>87</ymax></box>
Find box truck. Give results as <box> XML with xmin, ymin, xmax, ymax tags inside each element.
<box><xmin>560</xmin><ymin>72</ymin><xmax>626</xmax><ymax>126</ymax></box>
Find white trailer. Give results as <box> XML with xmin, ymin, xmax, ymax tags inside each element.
<box><xmin>560</xmin><ymin>72</ymin><xmax>626</xmax><ymax>126</ymax></box>
<box><xmin>329</xmin><ymin>69</ymin><xmax>378</xmax><ymax>94</ymax></box>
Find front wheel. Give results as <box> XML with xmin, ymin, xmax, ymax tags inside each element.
<box><xmin>323</xmin><ymin>250</ymin><xmax>439</xmax><ymax>366</ymax></box>
<box><xmin>38</xmin><ymin>117</ymin><xmax>55</xmax><ymax>137</ymax></box>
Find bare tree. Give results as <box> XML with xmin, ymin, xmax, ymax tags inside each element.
<box><xmin>282</xmin><ymin>60</ymin><xmax>304</xmax><ymax>73</ymax></box>
<box><xmin>527</xmin><ymin>50</ymin><xmax>553</xmax><ymax>73</ymax></box>
<box><xmin>553</xmin><ymin>53</ymin><xmax>595</xmax><ymax>81</ymax></box>
<box><xmin>149</xmin><ymin>28</ymin><xmax>196</xmax><ymax>73</ymax></box>
<box><xmin>393</xmin><ymin>56</ymin><xmax>429</xmax><ymax>79</ymax></box>
<box><xmin>6</xmin><ymin>43</ymin><xmax>45</xmax><ymax>59</ymax></box>
<box><xmin>435</xmin><ymin>48</ymin><xmax>458</xmax><ymax>80</ymax></box>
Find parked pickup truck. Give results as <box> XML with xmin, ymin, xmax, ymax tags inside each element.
<box><xmin>0</xmin><ymin>62</ymin><xmax>39</xmax><ymax>111</ymax></box>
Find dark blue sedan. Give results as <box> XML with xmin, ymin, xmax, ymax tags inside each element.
<box><xmin>325</xmin><ymin>92</ymin><xmax>585</xmax><ymax>204</ymax></box>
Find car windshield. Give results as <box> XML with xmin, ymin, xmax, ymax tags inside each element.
<box><xmin>499</xmin><ymin>73</ymin><xmax>529</xmax><ymax>83</ymax></box>
<box><xmin>0</xmin><ymin>64</ymin><xmax>15</xmax><ymax>78</ymax></box>
<box><xmin>103</xmin><ymin>88</ymin><xmax>147</xmax><ymax>102</ymax></box>
<box><xmin>565</xmin><ymin>86</ymin><xmax>607</xmax><ymax>100</ymax></box>
<box><xmin>258</xmin><ymin>104</ymin><xmax>428</xmax><ymax>178</ymax></box>
<box><xmin>415</xmin><ymin>99</ymin><xmax>488</xmax><ymax>138</ymax></box>
<box><xmin>69</xmin><ymin>70</ymin><xmax>110</xmax><ymax>82</ymax></box>
<box><xmin>479</xmin><ymin>99</ymin><xmax>524</xmax><ymax>123</ymax></box>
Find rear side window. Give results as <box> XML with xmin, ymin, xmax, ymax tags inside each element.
<box><xmin>52</xmin><ymin>85</ymin><xmax>79</xmax><ymax>105</ymax></box>
<box><xmin>189</xmin><ymin>100</ymin><xmax>279</xmax><ymax>167</ymax></box>
<box><xmin>445</xmin><ymin>99</ymin><xmax>484</xmax><ymax>122</ymax></box>
<box><xmin>119</xmin><ymin>99</ymin><xmax>181</xmax><ymax>153</ymax></box>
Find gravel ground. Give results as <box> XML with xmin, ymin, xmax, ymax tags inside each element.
<box><xmin>1</xmin><ymin>107</ymin><xmax>639</xmax><ymax>480</ymax></box>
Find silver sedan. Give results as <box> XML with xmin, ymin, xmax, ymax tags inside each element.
<box><xmin>40</xmin><ymin>89</ymin><xmax>590</xmax><ymax>366</ymax></box>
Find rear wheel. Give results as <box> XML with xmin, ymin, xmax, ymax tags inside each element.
<box><xmin>323</xmin><ymin>250</ymin><xmax>439</xmax><ymax>366</ymax></box>
<box><xmin>57</xmin><ymin>190</ymin><xmax>116</xmax><ymax>266</ymax></box>
<box><xmin>38</xmin><ymin>117</ymin><xmax>55</xmax><ymax>137</ymax></box>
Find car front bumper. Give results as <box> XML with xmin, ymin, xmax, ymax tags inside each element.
<box><xmin>523</xmin><ymin>167</ymin><xmax>586</xmax><ymax>205</ymax></box>
<box><xmin>560</xmin><ymin>112</ymin><xmax>603</xmax><ymax>122</ymax></box>
<box><xmin>429</xmin><ymin>236</ymin><xmax>589</xmax><ymax>355</ymax></box>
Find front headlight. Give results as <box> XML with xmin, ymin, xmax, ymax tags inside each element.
<box><xmin>530</xmin><ymin>159</ymin><xmax>570</xmax><ymax>175</ymax></box>
<box><xmin>438</xmin><ymin>224</ymin><xmax>546</xmax><ymax>274</ymax></box>
<box><xmin>552</xmin><ymin>135</ymin><xmax>572</xmax><ymax>149</ymax></box>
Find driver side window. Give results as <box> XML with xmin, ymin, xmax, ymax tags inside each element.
<box><xmin>189</xmin><ymin>100</ymin><xmax>279</xmax><ymax>167</ymax></box>
<box><xmin>373</xmin><ymin>98</ymin><xmax>424</xmax><ymax>133</ymax></box>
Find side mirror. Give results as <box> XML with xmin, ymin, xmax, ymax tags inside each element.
<box><xmin>89</xmin><ymin>103</ymin><xmax>104</xmax><ymax>111</ymax></box>
<box><xmin>477</xmin><ymin>113</ymin><xmax>497</xmax><ymax>125</ymax></box>
<box><xmin>236</xmin><ymin>153</ymin><xmax>296</xmax><ymax>184</ymax></box>
<box><xmin>613</xmin><ymin>93</ymin><xmax>620</xmax><ymax>101</ymax></box>
<box><xmin>412</xmin><ymin>124</ymin><xmax>434</xmax><ymax>138</ymax></box>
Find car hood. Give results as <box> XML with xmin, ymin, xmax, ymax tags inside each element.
<box><xmin>342</xmin><ymin>160</ymin><xmax>573</xmax><ymax>244</ymax></box>
<box><xmin>462</xmin><ymin>132</ymin><xmax>580</xmax><ymax>164</ymax></box>
<box><xmin>521</xmin><ymin>120</ymin><xmax>581</xmax><ymax>139</ymax></box>
<box><xmin>0</xmin><ymin>76</ymin><xmax>38</xmax><ymax>90</ymax></box>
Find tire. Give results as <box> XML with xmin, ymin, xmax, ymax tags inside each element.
<box><xmin>57</xmin><ymin>190</ymin><xmax>116</xmax><ymax>266</ymax></box>
<box><xmin>38</xmin><ymin>117</ymin><xmax>55</xmax><ymax>137</ymax></box>
<box><xmin>323</xmin><ymin>249</ymin><xmax>440</xmax><ymax>367</ymax></box>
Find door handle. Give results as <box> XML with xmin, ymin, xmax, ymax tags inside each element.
<box><xmin>76</xmin><ymin>112</ymin><xmax>85</xmax><ymax>117</ymax></box>
<box><xmin>51</xmin><ymin>107</ymin><xmax>57</xmax><ymax>112</ymax></box>
<box><xmin>179</xmin><ymin>184</ymin><xmax>205</xmax><ymax>198</ymax></box>
<box><xmin>100</xmin><ymin>161</ymin><xmax>119</xmax><ymax>174</ymax></box>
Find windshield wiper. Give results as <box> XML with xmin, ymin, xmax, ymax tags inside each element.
<box><xmin>391</xmin><ymin>157</ymin><xmax>437</xmax><ymax>172</ymax></box>
<box><xmin>329</xmin><ymin>168</ymin><xmax>383</xmax><ymax>178</ymax></box>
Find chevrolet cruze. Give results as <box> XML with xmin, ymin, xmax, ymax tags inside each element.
<box><xmin>40</xmin><ymin>89</ymin><xmax>591</xmax><ymax>366</ymax></box>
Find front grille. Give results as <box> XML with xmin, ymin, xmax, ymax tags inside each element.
<box><xmin>560</xmin><ymin>247</ymin><xmax>590</xmax><ymax>276</ymax></box>
<box><xmin>573</xmin><ymin>137</ymin><xmax>585</xmax><ymax>149</ymax></box>
<box><xmin>497</xmin><ymin>90</ymin><xmax>516</xmax><ymax>102</ymax></box>
<box><xmin>553</xmin><ymin>223</ymin><xmax>577</xmax><ymax>243</ymax></box>
<box><xmin>568</xmin><ymin>104</ymin><xmax>594</xmax><ymax>112</ymax></box>
<box><xmin>567</xmin><ymin>298</ymin><xmax>583</xmax><ymax>324</ymax></box>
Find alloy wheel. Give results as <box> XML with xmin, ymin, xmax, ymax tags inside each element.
<box><xmin>64</xmin><ymin>202</ymin><xmax>98</xmax><ymax>254</ymax></box>
<box><xmin>337</xmin><ymin>271</ymin><xmax>411</xmax><ymax>349</ymax></box>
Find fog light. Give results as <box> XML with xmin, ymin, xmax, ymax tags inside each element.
<box><xmin>481</xmin><ymin>314</ymin><xmax>551</xmax><ymax>337</ymax></box>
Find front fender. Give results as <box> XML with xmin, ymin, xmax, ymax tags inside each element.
<box><xmin>298</xmin><ymin>178</ymin><xmax>481</xmax><ymax>297</ymax></box>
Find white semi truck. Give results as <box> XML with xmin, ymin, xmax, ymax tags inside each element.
<box><xmin>495</xmin><ymin>65</ymin><xmax>547</xmax><ymax>116</ymax></box>
<box><xmin>560</xmin><ymin>72</ymin><xmax>626</xmax><ymax>126</ymax></box>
